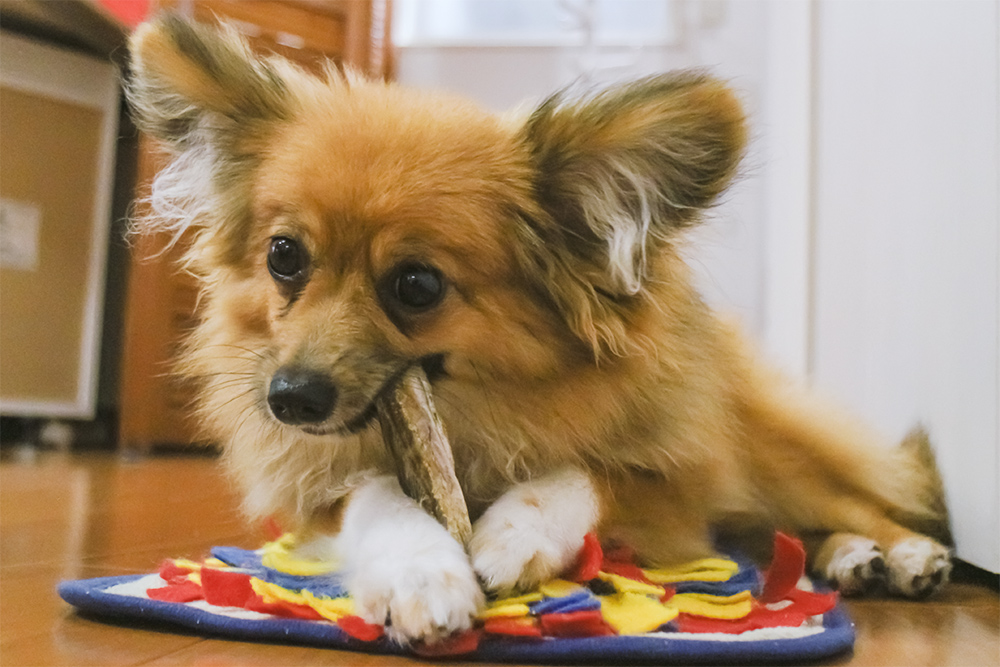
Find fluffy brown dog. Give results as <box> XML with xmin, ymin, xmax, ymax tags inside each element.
<box><xmin>128</xmin><ymin>15</ymin><xmax>952</xmax><ymax>643</ymax></box>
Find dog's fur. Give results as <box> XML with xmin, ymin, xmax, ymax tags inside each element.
<box><xmin>128</xmin><ymin>16</ymin><xmax>952</xmax><ymax>643</ymax></box>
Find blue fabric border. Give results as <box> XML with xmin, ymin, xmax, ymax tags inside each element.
<box><xmin>58</xmin><ymin>576</ymin><xmax>406</xmax><ymax>657</ymax></box>
<box><xmin>59</xmin><ymin>575</ymin><xmax>854</xmax><ymax>664</ymax></box>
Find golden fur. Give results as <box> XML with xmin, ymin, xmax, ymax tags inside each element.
<box><xmin>128</xmin><ymin>15</ymin><xmax>950</xmax><ymax>600</ymax></box>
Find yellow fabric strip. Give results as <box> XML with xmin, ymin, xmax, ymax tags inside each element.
<box><xmin>681</xmin><ymin>590</ymin><xmax>753</xmax><ymax>605</ymax></box>
<box><xmin>596</xmin><ymin>572</ymin><xmax>666</xmax><ymax>597</ymax></box>
<box><xmin>667</xmin><ymin>593</ymin><xmax>753</xmax><ymax>620</ymax></box>
<box><xmin>539</xmin><ymin>579</ymin><xmax>584</xmax><ymax>598</ymax></box>
<box><xmin>600</xmin><ymin>593</ymin><xmax>679</xmax><ymax>635</ymax></box>
<box><xmin>677</xmin><ymin>558</ymin><xmax>740</xmax><ymax>573</ymax></box>
<box><xmin>250</xmin><ymin>578</ymin><xmax>354</xmax><ymax>621</ymax></box>
<box><xmin>171</xmin><ymin>558</ymin><xmax>203</xmax><ymax>572</ymax></box>
<box><xmin>643</xmin><ymin>558</ymin><xmax>739</xmax><ymax>584</ymax></box>
<box><xmin>251</xmin><ymin>578</ymin><xmax>306</xmax><ymax>606</ymax></box>
<box><xmin>644</xmin><ymin>568</ymin><xmax>736</xmax><ymax>584</ymax></box>
<box><xmin>489</xmin><ymin>591</ymin><xmax>544</xmax><ymax>607</ymax></box>
<box><xmin>300</xmin><ymin>590</ymin><xmax>354</xmax><ymax>621</ymax></box>
<box><xmin>643</xmin><ymin>570</ymin><xmax>733</xmax><ymax>584</ymax></box>
<box><xmin>260</xmin><ymin>551</ymin><xmax>337</xmax><ymax>576</ymax></box>
<box><xmin>260</xmin><ymin>535</ymin><xmax>338</xmax><ymax>576</ymax></box>
<box><xmin>478</xmin><ymin>603</ymin><xmax>532</xmax><ymax>620</ymax></box>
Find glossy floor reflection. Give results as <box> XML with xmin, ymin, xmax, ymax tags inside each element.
<box><xmin>1</xmin><ymin>452</ymin><xmax>997</xmax><ymax>666</ymax></box>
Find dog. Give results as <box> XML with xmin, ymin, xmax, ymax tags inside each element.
<box><xmin>127</xmin><ymin>15</ymin><xmax>952</xmax><ymax>643</ymax></box>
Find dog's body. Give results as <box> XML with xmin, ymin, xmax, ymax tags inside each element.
<box><xmin>129</xmin><ymin>16</ymin><xmax>952</xmax><ymax>643</ymax></box>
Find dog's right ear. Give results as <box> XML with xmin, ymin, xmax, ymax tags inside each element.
<box><xmin>128</xmin><ymin>14</ymin><xmax>289</xmax><ymax>148</ymax></box>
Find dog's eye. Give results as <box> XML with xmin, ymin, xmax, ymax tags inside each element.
<box><xmin>393</xmin><ymin>264</ymin><xmax>444</xmax><ymax>310</ymax></box>
<box><xmin>267</xmin><ymin>237</ymin><xmax>307</xmax><ymax>281</ymax></box>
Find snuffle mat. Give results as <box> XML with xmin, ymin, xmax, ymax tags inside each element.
<box><xmin>59</xmin><ymin>531</ymin><xmax>854</xmax><ymax>664</ymax></box>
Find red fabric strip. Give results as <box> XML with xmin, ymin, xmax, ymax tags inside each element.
<box><xmin>540</xmin><ymin>610</ymin><xmax>616</xmax><ymax>637</ymax></box>
<box><xmin>147</xmin><ymin>580</ymin><xmax>204</xmax><ymax>603</ymax></box>
<box><xmin>201</xmin><ymin>568</ymin><xmax>254</xmax><ymax>608</ymax></box>
<box><xmin>759</xmin><ymin>532</ymin><xmax>807</xmax><ymax>604</ymax></box>
<box><xmin>336</xmin><ymin>615</ymin><xmax>386</xmax><ymax>642</ymax></box>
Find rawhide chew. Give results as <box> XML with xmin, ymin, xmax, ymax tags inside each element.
<box><xmin>376</xmin><ymin>365</ymin><xmax>472</xmax><ymax>549</ymax></box>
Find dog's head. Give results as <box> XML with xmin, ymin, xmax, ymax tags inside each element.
<box><xmin>128</xmin><ymin>15</ymin><xmax>746</xmax><ymax>441</ymax></box>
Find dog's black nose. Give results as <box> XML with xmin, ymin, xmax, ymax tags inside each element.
<box><xmin>267</xmin><ymin>367</ymin><xmax>338</xmax><ymax>425</ymax></box>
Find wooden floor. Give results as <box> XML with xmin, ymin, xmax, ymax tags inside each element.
<box><xmin>1</xmin><ymin>451</ymin><xmax>996</xmax><ymax>666</ymax></box>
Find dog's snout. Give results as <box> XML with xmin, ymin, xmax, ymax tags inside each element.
<box><xmin>267</xmin><ymin>367</ymin><xmax>338</xmax><ymax>426</ymax></box>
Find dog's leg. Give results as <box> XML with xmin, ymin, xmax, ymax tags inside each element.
<box><xmin>840</xmin><ymin>495</ymin><xmax>953</xmax><ymax>598</ymax></box>
<box><xmin>750</xmin><ymin>441</ymin><xmax>953</xmax><ymax>597</ymax></box>
<box><xmin>470</xmin><ymin>467</ymin><xmax>600</xmax><ymax>595</ymax></box>
<box><xmin>790</xmin><ymin>467</ymin><xmax>952</xmax><ymax>597</ymax></box>
<box><xmin>752</xmin><ymin>438</ymin><xmax>953</xmax><ymax>598</ymax></box>
<box><xmin>336</xmin><ymin>475</ymin><xmax>483</xmax><ymax>644</ymax></box>
<box><xmin>807</xmin><ymin>504</ymin><xmax>952</xmax><ymax>598</ymax></box>
<box><xmin>738</xmin><ymin>360</ymin><xmax>953</xmax><ymax>598</ymax></box>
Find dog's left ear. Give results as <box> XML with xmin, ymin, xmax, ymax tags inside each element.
<box><xmin>523</xmin><ymin>72</ymin><xmax>747</xmax><ymax>297</ymax></box>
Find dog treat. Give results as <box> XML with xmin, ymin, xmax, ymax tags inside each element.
<box><xmin>376</xmin><ymin>366</ymin><xmax>472</xmax><ymax>549</ymax></box>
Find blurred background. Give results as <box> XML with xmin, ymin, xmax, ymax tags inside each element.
<box><xmin>0</xmin><ymin>0</ymin><xmax>996</xmax><ymax>574</ymax></box>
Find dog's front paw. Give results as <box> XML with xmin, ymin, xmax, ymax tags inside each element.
<box><xmin>470</xmin><ymin>468</ymin><xmax>599</xmax><ymax>594</ymax></box>
<box><xmin>885</xmin><ymin>537</ymin><xmax>952</xmax><ymax>598</ymax></box>
<box><xmin>471</xmin><ymin>516</ymin><xmax>573</xmax><ymax>594</ymax></box>
<box><xmin>349</xmin><ymin>540</ymin><xmax>483</xmax><ymax>644</ymax></box>
<box><xmin>339</xmin><ymin>476</ymin><xmax>484</xmax><ymax>644</ymax></box>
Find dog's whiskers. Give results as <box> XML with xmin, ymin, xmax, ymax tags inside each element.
<box><xmin>209</xmin><ymin>343</ymin><xmax>273</xmax><ymax>363</ymax></box>
<box><xmin>210</xmin><ymin>386</ymin><xmax>260</xmax><ymax>416</ymax></box>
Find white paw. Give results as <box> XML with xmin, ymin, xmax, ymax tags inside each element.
<box><xmin>471</xmin><ymin>516</ymin><xmax>575</xmax><ymax>593</ymax></box>
<box><xmin>348</xmin><ymin>543</ymin><xmax>483</xmax><ymax>644</ymax></box>
<box><xmin>886</xmin><ymin>537</ymin><xmax>952</xmax><ymax>598</ymax></box>
<box><xmin>339</xmin><ymin>476</ymin><xmax>484</xmax><ymax>644</ymax></box>
<box><xmin>470</xmin><ymin>468</ymin><xmax>599</xmax><ymax>594</ymax></box>
<box><xmin>823</xmin><ymin>537</ymin><xmax>886</xmax><ymax>596</ymax></box>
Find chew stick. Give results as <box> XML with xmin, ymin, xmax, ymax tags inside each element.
<box><xmin>376</xmin><ymin>365</ymin><xmax>472</xmax><ymax>549</ymax></box>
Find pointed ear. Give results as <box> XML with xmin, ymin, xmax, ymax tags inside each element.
<box><xmin>524</xmin><ymin>72</ymin><xmax>747</xmax><ymax>296</ymax></box>
<box><xmin>128</xmin><ymin>13</ymin><xmax>290</xmax><ymax>147</ymax></box>
<box><xmin>127</xmin><ymin>15</ymin><xmax>294</xmax><ymax>264</ymax></box>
